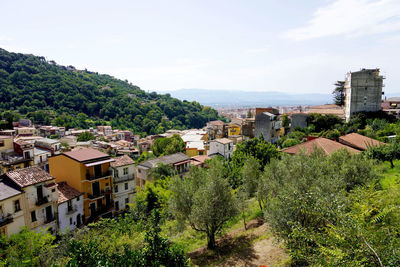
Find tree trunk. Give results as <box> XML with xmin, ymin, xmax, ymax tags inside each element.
<box><xmin>242</xmin><ymin>211</ymin><xmax>247</xmax><ymax>230</ymax></box>
<box><xmin>207</xmin><ymin>233</ymin><xmax>216</xmax><ymax>250</ymax></box>
<box><xmin>258</xmin><ymin>199</ymin><xmax>263</xmax><ymax>211</ymax></box>
<box><xmin>390</xmin><ymin>160</ymin><xmax>394</xmax><ymax>168</ymax></box>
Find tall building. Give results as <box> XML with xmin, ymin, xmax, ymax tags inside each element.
<box><xmin>344</xmin><ymin>68</ymin><xmax>384</xmax><ymax>122</ymax></box>
<box><xmin>49</xmin><ymin>147</ymin><xmax>114</xmax><ymax>223</ymax></box>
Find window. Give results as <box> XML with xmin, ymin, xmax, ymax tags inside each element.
<box><xmin>125</xmin><ymin>198</ymin><xmax>129</xmax><ymax>204</ymax></box>
<box><xmin>14</xmin><ymin>200</ymin><xmax>21</xmax><ymax>212</ymax></box>
<box><xmin>67</xmin><ymin>200</ymin><xmax>73</xmax><ymax>212</ymax></box>
<box><xmin>52</xmin><ymin>188</ymin><xmax>55</xmax><ymax>192</ymax></box>
<box><xmin>138</xmin><ymin>169</ymin><xmax>141</xmax><ymax>173</ymax></box>
<box><xmin>31</xmin><ymin>211</ymin><xmax>37</xmax><ymax>222</ymax></box>
<box><xmin>70</xmin><ymin>218</ymin><xmax>73</xmax><ymax>225</ymax></box>
<box><xmin>115</xmin><ymin>201</ymin><xmax>119</xmax><ymax>211</ymax></box>
<box><xmin>124</xmin><ymin>183</ymin><xmax>128</xmax><ymax>190</ymax></box>
<box><xmin>0</xmin><ymin>140</ymin><xmax>4</xmax><ymax>147</ymax></box>
<box><xmin>123</xmin><ymin>167</ymin><xmax>128</xmax><ymax>175</ymax></box>
<box><xmin>114</xmin><ymin>185</ymin><xmax>118</xmax><ymax>193</ymax></box>
<box><xmin>76</xmin><ymin>196</ymin><xmax>80</xmax><ymax>201</ymax></box>
<box><xmin>114</xmin><ymin>169</ymin><xmax>119</xmax><ymax>178</ymax></box>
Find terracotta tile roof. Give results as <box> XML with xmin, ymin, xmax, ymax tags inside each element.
<box><xmin>339</xmin><ymin>133</ymin><xmax>385</xmax><ymax>151</ymax></box>
<box><xmin>191</xmin><ymin>155</ymin><xmax>211</xmax><ymax>163</ymax></box>
<box><xmin>6</xmin><ymin>166</ymin><xmax>55</xmax><ymax>188</ymax></box>
<box><xmin>139</xmin><ymin>152</ymin><xmax>190</xmax><ymax>169</ymax></box>
<box><xmin>282</xmin><ymin>137</ymin><xmax>361</xmax><ymax>156</ymax></box>
<box><xmin>63</xmin><ymin>147</ymin><xmax>109</xmax><ymax>162</ymax></box>
<box><xmin>207</xmin><ymin>120</ymin><xmax>225</xmax><ymax>126</ymax></box>
<box><xmin>110</xmin><ymin>155</ymin><xmax>135</xmax><ymax>168</ymax></box>
<box><xmin>309</xmin><ymin>104</ymin><xmax>342</xmax><ymax>109</ymax></box>
<box><xmin>57</xmin><ymin>181</ymin><xmax>82</xmax><ymax>204</ymax></box>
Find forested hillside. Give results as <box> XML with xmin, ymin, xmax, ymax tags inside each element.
<box><xmin>0</xmin><ymin>48</ymin><xmax>220</xmax><ymax>135</ymax></box>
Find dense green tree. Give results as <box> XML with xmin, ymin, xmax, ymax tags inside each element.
<box><xmin>0</xmin><ymin>48</ymin><xmax>222</xmax><ymax>135</ymax></box>
<box><xmin>366</xmin><ymin>142</ymin><xmax>399</xmax><ymax>168</ymax></box>
<box><xmin>151</xmin><ymin>134</ymin><xmax>185</xmax><ymax>157</ymax></box>
<box><xmin>333</xmin><ymin>80</ymin><xmax>345</xmax><ymax>106</ymax></box>
<box><xmin>77</xmin><ymin>131</ymin><xmax>95</xmax><ymax>142</ymax></box>
<box><xmin>169</xmin><ymin>160</ymin><xmax>238</xmax><ymax>249</ymax></box>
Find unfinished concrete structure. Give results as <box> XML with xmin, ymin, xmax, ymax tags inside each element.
<box><xmin>344</xmin><ymin>68</ymin><xmax>384</xmax><ymax>122</ymax></box>
<box><xmin>254</xmin><ymin>112</ymin><xmax>282</xmax><ymax>143</ymax></box>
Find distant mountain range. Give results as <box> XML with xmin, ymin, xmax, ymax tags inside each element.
<box><xmin>167</xmin><ymin>89</ymin><xmax>333</xmax><ymax>107</ymax></box>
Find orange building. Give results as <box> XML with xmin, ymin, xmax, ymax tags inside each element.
<box><xmin>49</xmin><ymin>147</ymin><xmax>114</xmax><ymax>223</ymax></box>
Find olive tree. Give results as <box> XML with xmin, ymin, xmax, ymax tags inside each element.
<box><xmin>169</xmin><ymin>160</ymin><xmax>238</xmax><ymax>249</ymax></box>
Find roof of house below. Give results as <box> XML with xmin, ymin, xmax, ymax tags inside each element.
<box><xmin>6</xmin><ymin>166</ymin><xmax>55</xmax><ymax>188</ymax></box>
<box><xmin>139</xmin><ymin>152</ymin><xmax>190</xmax><ymax>169</ymax></box>
<box><xmin>339</xmin><ymin>133</ymin><xmax>385</xmax><ymax>151</ymax></box>
<box><xmin>57</xmin><ymin>181</ymin><xmax>82</xmax><ymax>204</ymax></box>
<box><xmin>63</xmin><ymin>147</ymin><xmax>110</xmax><ymax>162</ymax></box>
<box><xmin>110</xmin><ymin>155</ymin><xmax>135</xmax><ymax>168</ymax></box>
<box><xmin>282</xmin><ymin>137</ymin><xmax>361</xmax><ymax>156</ymax></box>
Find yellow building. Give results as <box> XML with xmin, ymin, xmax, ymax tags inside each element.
<box><xmin>227</xmin><ymin>123</ymin><xmax>241</xmax><ymax>136</ymax></box>
<box><xmin>49</xmin><ymin>147</ymin><xmax>114</xmax><ymax>223</ymax></box>
<box><xmin>0</xmin><ymin>136</ymin><xmax>14</xmax><ymax>154</ymax></box>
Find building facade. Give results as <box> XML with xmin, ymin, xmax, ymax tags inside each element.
<box><xmin>110</xmin><ymin>155</ymin><xmax>135</xmax><ymax>214</ymax></box>
<box><xmin>344</xmin><ymin>68</ymin><xmax>384</xmax><ymax>122</ymax></box>
<box><xmin>49</xmin><ymin>147</ymin><xmax>114</xmax><ymax>223</ymax></box>
<box><xmin>57</xmin><ymin>181</ymin><xmax>84</xmax><ymax>232</ymax></box>
<box><xmin>0</xmin><ymin>180</ymin><xmax>25</xmax><ymax>237</ymax></box>
<box><xmin>208</xmin><ymin>138</ymin><xmax>233</xmax><ymax>159</ymax></box>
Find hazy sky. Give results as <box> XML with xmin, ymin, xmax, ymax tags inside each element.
<box><xmin>1</xmin><ymin>0</ymin><xmax>400</xmax><ymax>94</ymax></box>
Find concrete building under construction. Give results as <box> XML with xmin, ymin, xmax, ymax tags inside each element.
<box><xmin>344</xmin><ymin>68</ymin><xmax>384</xmax><ymax>122</ymax></box>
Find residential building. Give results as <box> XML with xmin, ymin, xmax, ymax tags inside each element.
<box><xmin>0</xmin><ymin>136</ymin><xmax>14</xmax><ymax>154</ymax></box>
<box><xmin>289</xmin><ymin>113</ymin><xmax>309</xmax><ymax>131</ymax></box>
<box><xmin>0</xmin><ymin>179</ymin><xmax>25</xmax><ymax>237</ymax></box>
<box><xmin>206</xmin><ymin>120</ymin><xmax>226</xmax><ymax>140</ymax></box>
<box><xmin>242</xmin><ymin>118</ymin><xmax>255</xmax><ymax>138</ymax></box>
<box><xmin>338</xmin><ymin>133</ymin><xmax>385</xmax><ymax>151</ymax></box>
<box><xmin>0</xmin><ymin>140</ymin><xmax>33</xmax><ymax>174</ymax></box>
<box><xmin>382</xmin><ymin>97</ymin><xmax>400</xmax><ymax>118</ymax></box>
<box><xmin>136</xmin><ymin>152</ymin><xmax>190</xmax><ymax>187</ymax></box>
<box><xmin>33</xmin><ymin>148</ymin><xmax>51</xmax><ymax>171</ymax></box>
<box><xmin>2</xmin><ymin>167</ymin><xmax>58</xmax><ymax>234</ymax></box>
<box><xmin>254</xmin><ymin>112</ymin><xmax>283</xmax><ymax>143</ymax></box>
<box><xmin>345</xmin><ymin>68</ymin><xmax>384</xmax><ymax>122</ymax></box>
<box><xmin>57</xmin><ymin>181</ymin><xmax>84</xmax><ymax>232</ymax></box>
<box><xmin>39</xmin><ymin>126</ymin><xmax>66</xmax><ymax>138</ymax></box>
<box><xmin>110</xmin><ymin>155</ymin><xmax>135</xmax><ymax>214</ymax></box>
<box><xmin>97</xmin><ymin>126</ymin><xmax>113</xmax><ymax>136</ymax></box>
<box><xmin>281</xmin><ymin>137</ymin><xmax>361</xmax><ymax>155</ymax></box>
<box><xmin>49</xmin><ymin>147</ymin><xmax>114</xmax><ymax>223</ymax></box>
<box><xmin>14</xmin><ymin>127</ymin><xmax>36</xmax><ymax>137</ymax></box>
<box><xmin>181</xmin><ymin>130</ymin><xmax>207</xmax><ymax>157</ymax></box>
<box><xmin>306</xmin><ymin>104</ymin><xmax>345</xmax><ymax>119</ymax></box>
<box><xmin>35</xmin><ymin>138</ymin><xmax>61</xmax><ymax>155</ymax></box>
<box><xmin>208</xmin><ymin>138</ymin><xmax>233</xmax><ymax>159</ymax></box>
<box><xmin>190</xmin><ymin>155</ymin><xmax>211</xmax><ymax>168</ymax></box>
<box><xmin>227</xmin><ymin>122</ymin><xmax>241</xmax><ymax>136</ymax></box>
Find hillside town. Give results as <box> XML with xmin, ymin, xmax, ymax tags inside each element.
<box><xmin>0</xmin><ymin>68</ymin><xmax>393</xmax><ymax>238</ymax></box>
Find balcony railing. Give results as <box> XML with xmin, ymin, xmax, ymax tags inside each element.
<box><xmin>86</xmin><ymin>170</ymin><xmax>112</xmax><ymax>180</ymax></box>
<box><xmin>66</xmin><ymin>205</ymin><xmax>78</xmax><ymax>215</ymax></box>
<box><xmin>44</xmin><ymin>215</ymin><xmax>56</xmax><ymax>224</ymax></box>
<box><xmin>87</xmin><ymin>190</ymin><xmax>105</xmax><ymax>199</ymax></box>
<box><xmin>89</xmin><ymin>204</ymin><xmax>114</xmax><ymax>220</ymax></box>
<box><xmin>36</xmin><ymin>196</ymin><xmax>49</xmax><ymax>206</ymax></box>
<box><xmin>113</xmin><ymin>175</ymin><xmax>134</xmax><ymax>184</ymax></box>
<box><xmin>0</xmin><ymin>214</ymin><xmax>13</xmax><ymax>227</ymax></box>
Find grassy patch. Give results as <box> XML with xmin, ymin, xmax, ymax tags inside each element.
<box><xmin>376</xmin><ymin>160</ymin><xmax>400</xmax><ymax>188</ymax></box>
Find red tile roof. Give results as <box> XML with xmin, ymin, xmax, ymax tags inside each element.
<box><xmin>339</xmin><ymin>133</ymin><xmax>385</xmax><ymax>151</ymax></box>
<box><xmin>207</xmin><ymin>120</ymin><xmax>225</xmax><ymax>126</ymax></box>
<box><xmin>63</xmin><ymin>147</ymin><xmax>109</xmax><ymax>162</ymax></box>
<box><xmin>6</xmin><ymin>166</ymin><xmax>55</xmax><ymax>188</ymax></box>
<box><xmin>282</xmin><ymin>137</ymin><xmax>360</xmax><ymax>156</ymax></box>
<box><xmin>57</xmin><ymin>181</ymin><xmax>82</xmax><ymax>204</ymax></box>
<box><xmin>191</xmin><ymin>155</ymin><xmax>211</xmax><ymax>163</ymax></box>
<box><xmin>110</xmin><ymin>155</ymin><xmax>135</xmax><ymax>168</ymax></box>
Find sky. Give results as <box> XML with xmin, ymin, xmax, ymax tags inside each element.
<box><xmin>1</xmin><ymin>0</ymin><xmax>400</xmax><ymax>94</ymax></box>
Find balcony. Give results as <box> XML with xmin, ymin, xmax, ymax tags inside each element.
<box><xmin>44</xmin><ymin>215</ymin><xmax>56</xmax><ymax>224</ymax></box>
<box><xmin>87</xmin><ymin>190</ymin><xmax>105</xmax><ymax>199</ymax></box>
<box><xmin>86</xmin><ymin>170</ymin><xmax>112</xmax><ymax>181</ymax></box>
<box><xmin>66</xmin><ymin>205</ymin><xmax>78</xmax><ymax>215</ymax></box>
<box><xmin>0</xmin><ymin>214</ymin><xmax>13</xmax><ymax>227</ymax></box>
<box><xmin>36</xmin><ymin>196</ymin><xmax>49</xmax><ymax>206</ymax></box>
<box><xmin>88</xmin><ymin>204</ymin><xmax>114</xmax><ymax>222</ymax></box>
<box><xmin>113</xmin><ymin>175</ymin><xmax>134</xmax><ymax>184</ymax></box>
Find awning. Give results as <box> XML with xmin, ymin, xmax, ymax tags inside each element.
<box><xmin>85</xmin><ymin>158</ymin><xmax>115</xmax><ymax>167</ymax></box>
<box><xmin>173</xmin><ymin>160</ymin><xmax>191</xmax><ymax>166</ymax></box>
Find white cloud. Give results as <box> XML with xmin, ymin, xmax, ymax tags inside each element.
<box><xmin>284</xmin><ymin>0</ymin><xmax>400</xmax><ymax>40</ymax></box>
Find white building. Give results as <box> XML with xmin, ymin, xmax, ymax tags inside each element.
<box><xmin>33</xmin><ymin>148</ymin><xmax>51</xmax><ymax>171</ymax></box>
<box><xmin>0</xmin><ymin>179</ymin><xmax>25</xmax><ymax>237</ymax></box>
<box><xmin>57</xmin><ymin>182</ymin><xmax>84</xmax><ymax>232</ymax></box>
<box><xmin>208</xmin><ymin>138</ymin><xmax>234</xmax><ymax>159</ymax></box>
<box><xmin>35</xmin><ymin>138</ymin><xmax>61</xmax><ymax>155</ymax></box>
<box><xmin>3</xmin><ymin>167</ymin><xmax>59</xmax><ymax>234</ymax></box>
<box><xmin>110</xmin><ymin>155</ymin><xmax>136</xmax><ymax>214</ymax></box>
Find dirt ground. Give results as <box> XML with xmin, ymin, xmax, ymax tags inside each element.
<box><xmin>188</xmin><ymin>218</ymin><xmax>289</xmax><ymax>267</ymax></box>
